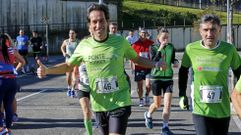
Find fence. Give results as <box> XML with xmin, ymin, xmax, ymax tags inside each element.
<box><xmin>121</xmin><ymin>24</ymin><xmax>241</xmax><ymax>51</ymax></box>
<box><xmin>134</xmin><ymin>0</ymin><xmax>241</xmax><ymax>13</ymax></box>
<box><xmin>0</xmin><ymin>22</ymin><xmax>89</xmax><ymax>54</ymax></box>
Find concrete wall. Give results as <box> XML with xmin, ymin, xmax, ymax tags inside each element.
<box><xmin>0</xmin><ymin>0</ymin><xmax>117</xmax><ymax>26</ymax></box>
<box><xmin>122</xmin><ymin>25</ymin><xmax>241</xmax><ymax>51</ymax></box>
<box><xmin>0</xmin><ymin>0</ymin><xmax>117</xmax><ymax>54</ymax></box>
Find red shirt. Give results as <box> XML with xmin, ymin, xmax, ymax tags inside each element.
<box><xmin>132</xmin><ymin>39</ymin><xmax>154</xmax><ymax>70</ymax></box>
<box><xmin>0</xmin><ymin>46</ymin><xmax>16</xmax><ymax>78</ymax></box>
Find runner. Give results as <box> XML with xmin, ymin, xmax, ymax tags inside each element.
<box><xmin>75</xmin><ymin>62</ymin><xmax>93</xmax><ymax>135</ymax></box>
<box><xmin>30</xmin><ymin>31</ymin><xmax>43</xmax><ymax>73</ymax></box>
<box><xmin>126</xmin><ymin>30</ymin><xmax>138</xmax><ymax>45</ymax></box>
<box><xmin>178</xmin><ymin>14</ymin><xmax>241</xmax><ymax>135</ymax></box>
<box><xmin>108</xmin><ymin>22</ymin><xmax>121</xmax><ymax>36</ymax></box>
<box><xmin>60</xmin><ymin>29</ymin><xmax>79</xmax><ymax>97</ymax></box>
<box><xmin>144</xmin><ymin>28</ymin><xmax>178</xmax><ymax>135</ymax></box>
<box><xmin>108</xmin><ymin>22</ymin><xmax>131</xmax><ymax>91</ymax></box>
<box><xmin>0</xmin><ymin>33</ymin><xmax>25</xmax><ymax>135</ymax></box>
<box><xmin>132</xmin><ymin>29</ymin><xmax>154</xmax><ymax>106</ymax></box>
<box><xmin>37</xmin><ymin>3</ymin><xmax>165</xmax><ymax>135</ymax></box>
<box><xmin>15</xmin><ymin>29</ymin><xmax>29</xmax><ymax>73</ymax></box>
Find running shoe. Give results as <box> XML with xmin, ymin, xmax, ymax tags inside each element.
<box><xmin>139</xmin><ymin>99</ymin><xmax>144</xmax><ymax>107</ymax></box>
<box><xmin>145</xmin><ymin>95</ymin><xmax>150</xmax><ymax>106</ymax></box>
<box><xmin>144</xmin><ymin>111</ymin><xmax>153</xmax><ymax>129</ymax></box>
<box><xmin>4</xmin><ymin>128</ymin><xmax>12</xmax><ymax>135</ymax></box>
<box><xmin>66</xmin><ymin>89</ymin><xmax>71</xmax><ymax>97</ymax></box>
<box><xmin>0</xmin><ymin>127</ymin><xmax>7</xmax><ymax>135</ymax></box>
<box><xmin>161</xmin><ymin>127</ymin><xmax>174</xmax><ymax>135</ymax></box>
<box><xmin>12</xmin><ymin>113</ymin><xmax>18</xmax><ymax>122</ymax></box>
<box><xmin>21</xmin><ymin>68</ymin><xmax>26</xmax><ymax>74</ymax></box>
<box><xmin>70</xmin><ymin>90</ymin><xmax>75</xmax><ymax>98</ymax></box>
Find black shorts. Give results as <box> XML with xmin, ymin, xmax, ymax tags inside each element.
<box><xmin>74</xmin><ymin>90</ymin><xmax>90</xmax><ymax>99</ymax></box>
<box><xmin>134</xmin><ymin>70</ymin><xmax>151</xmax><ymax>81</ymax></box>
<box><xmin>192</xmin><ymin>114</ymin><xmax>230</xmax><ymax>135</ymax></box>
<box><xmin>124</xmin><ymin>71</ymin><xmax>131</xmax><ymax>90</ymax></box>
<box><xmin>95</xmin><ymin>106</ymin><xmax>131</xmax><ymax>135</ymax></box>
<box><xmin>18</xmin><ymin>50</ymin><xmax>28</xmax><ymax>56</ymax></box>
<box><xmin>151</xmin><ymin>80</ymin><xmax>173</xmax><ymax>96</ymax></box>
<box><xmin>32</xmin><ymin>52</ymin><xmax>41</xmax><ymax>59</ymax></box>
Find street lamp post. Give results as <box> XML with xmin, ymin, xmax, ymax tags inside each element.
<box><xmin>227</xmin><ymin>0</ymin><xmax>235</xmax><ymax>89</ymax></box>
<box><xmin>99</xmin><ymin>0</ymin><xmax>103</xmax><ymax>4</ymax></box>
<box><xmin>227</xmin><ymin>0</ymin><xmax>233</xmax><ymax>44</ymax></box>
<box><xmin>41</xmin><ymin>16</ymin><xmax>49</xmax><ymax>60</ymax></box>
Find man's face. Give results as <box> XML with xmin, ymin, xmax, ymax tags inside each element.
<box><xmin>199</xmin><ymin>22</ymin><xmax>221</xmax><ymax>48</ymax></box>
<box><xmin>139</xmin><ymin>32</ymin><xmax>147</xmax><ymax>40</ymax></box>
<box><xmin>19</xmin><ymin>30</ymin><xmax>24</xmax><ymax>36</ymax></box>
<box><xmin>88</xmin><ymin>10</ymin><xmax>108</xmax><ymax>41</ymax></box>
<box><xmin>109</xmin><ymin>24</ymin><xmax>117</xmax><ymax>34</ymax></box>
<box><xmin>32</xmin><ymin>32</ymin><xmax>37</xmax><ymax>37</ymax></box>
<box><xmin>129</xmin><ymin>31</ymin><xmax>133</xmax><ymax>36</ymax></box>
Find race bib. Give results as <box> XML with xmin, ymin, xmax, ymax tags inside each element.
<box><xmin>80</xmin><ymin>76</ymin><xmax>89</xmax><ymax>85</ymax></box>
<box><xmin>96</xmin><ymin>76</ymin><xmax>119</xmax><ymax>93</ymax></box>
<box><xmin>139</xmin><ymin>52</ymin><xmax>148</xmax><ymax>58</ymax></box>
<box><xmin>200</xmin><ymin>85</ymin><xmax>222</xmax><ymax>103</ymax></box>
<box><xmin>19</xmin><ymin>41</ymin><xmax>26</xmax><ymax>45</ymax></box>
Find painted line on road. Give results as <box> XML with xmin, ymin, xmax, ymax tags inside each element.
<box><xmin>16</xmin><ymin>89</ymin><xmax>48</xmax><ymax>102</ymax></box>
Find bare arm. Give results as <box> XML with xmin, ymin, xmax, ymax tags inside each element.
<box><xmin>131</xmin><ymin>56</ymin><xmax>156</xmax><ymax>69</ymax></box>
<box><xmin>37</xmin><ymin>60</ymin><xmax>74</xmax><ymax>79</ymax></box>
<box><xmin>60</xmin><ymin>40</ymin><xmax>67</xmax><ymax>57</ymax></box>
<box><xmin>231</xmin><ymin>89</ymin><xmax>241</xmax><ymax>118</ymax></box>
<box><xmin>14</xmin><ymin>50</ymin><xmax>25</xmax><ymax>71</ymax></box>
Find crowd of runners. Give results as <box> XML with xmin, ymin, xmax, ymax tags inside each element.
<box><xmin>0</xmin><ymin>3</ymin><xmax>241</xmax><ymax>135</ymax></box>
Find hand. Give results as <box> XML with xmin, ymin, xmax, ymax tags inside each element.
<box><xmin>158</xmin><ymin>39</ymin><xmax>168</xmax><ymax>50</ymax></box>
<box><xmin>63</xmin><ymin>52</ymin><xmax>66</xmax><ymax>57</ymax></box>
<box><xmin>155</xmin><ymin>61</ymin><xmax>166</xmax><ymax>71</ymax></box>
<box><xmin>37</xmin><ymin>59</ymin><xmax>47</xmax><ymax>79</ymax></box>
<box><xmin>179</xmin><ymin>96</ymin><xmax>189</xmax><ymax>110</ymax></box>
<box><xmin>160</xmin><ymin>61</ymin><xmax>167</xmax><ymax>71</ymax></box>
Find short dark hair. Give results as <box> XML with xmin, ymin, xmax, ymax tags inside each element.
<box><xmin>109</xmin><ymin>22</ymin><xmax>117</xmax><ymax>26</ymax></box>
<box><xmin>87</xmin><ymin>3</ymin><xmax>109</xmax><ymax>23</ymax></box>
<box><xmin>0</xmin><ymin>34</ymin><xmax>10</xmax><ymax>62</ymax></box>
<box><xmin>32</xmin><ymin>30</ymin><xmax>38</xmax><ymax>33</ymax></box>
<box><xmin>200</xmin><ymin>14</ymin><xmax>221</xmax><ymax>26</ymax></box>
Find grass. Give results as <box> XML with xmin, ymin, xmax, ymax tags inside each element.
<box><xmin>122</xmin><ymin>1</ymin><xmax>241</xmax><ymax>25</ymax></box>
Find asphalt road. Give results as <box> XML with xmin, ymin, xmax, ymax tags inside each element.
<box><xmin>11</xmin><ymin>53</ymin><xmax>241</xmax><ymax>135</ymax></box>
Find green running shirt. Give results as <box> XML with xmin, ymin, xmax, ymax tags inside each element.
<box><xmin>234</xmin><ymin>77</ymin><xmax>241</xmax><ymax>93</ymax></box>
<box><xmin>68</xmin><ymin>35</ymin><xmax>138</xmax><ymax>112</ymax></box>
<box><xmin>181</xmin><ymin>40</ymin><xmax>241</xmax><ymax>118</ymax></box>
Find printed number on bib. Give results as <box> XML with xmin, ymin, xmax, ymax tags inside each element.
<box><xmin>200</xmin><ymin>85</ymin><xmax>222</xmax><ymax>103</ymax></box>
<box><xmin>96</xmin><ymin>76</ymin><xmax>119</xmax><ymax>93</ymax></box>
<box><xmin>139</xmin><ymin>52</ymin><xmax>148</xmax><ymax>58</ymax></box>
<box><xmin>80</xmin><ymin>77</ymin><xmax>89</xmax><ymax>85</ymax></box>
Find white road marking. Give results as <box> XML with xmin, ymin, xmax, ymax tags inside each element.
<box><xmin>16</xmin><ymin>89</ymin><xmax>48</xmax><ymax>102</ymax></box>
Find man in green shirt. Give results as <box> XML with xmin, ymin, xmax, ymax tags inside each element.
<box><xmin>178</xmin><ymin>14</ymin><xmax>241</xmax><ymax>135</ymax></box>
<box><xmin>37</xmin><ymin>3</ymin><xmax>165</xmax><ymax>135</ymax></box>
